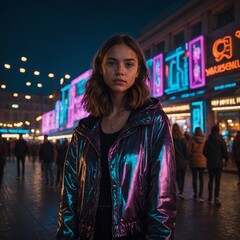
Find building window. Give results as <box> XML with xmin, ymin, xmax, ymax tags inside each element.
<box><xmin>14</xmin><ymin>112</ymin><xmax>18</xmax><ymax>121</ymax></box>
<box><xmin>217</xmin><ymin>7</ymin><xmax>234</xmax><ymax>28</ymax></box>
<box><xmin>144</xmin><ymin>49</ymin><xmax>151</xmax><ymax>60</ymax></box>
<box><xmin>174</xmin><ymin>31</ymin><xmax>184</xmax><ymax>47</ymax></box>
<box><xmin>156</xmin><ymin>41</ymin><xmax>165</xmax><ymax>54</ymax></box>
<box><xmin>25</xmin><ymin>113</ymin><xmax>29</xmax><ymax>120</ymax></box>
<box><xmin>191</xmin><ymin>22</ymin><xmax>202</xmax><ymax>38</ymax></box>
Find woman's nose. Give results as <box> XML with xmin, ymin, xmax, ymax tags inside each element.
<box><xmin>116</xmin><ymin>63</ymin><xmax>124</xmax><ymax>75</ymax></box>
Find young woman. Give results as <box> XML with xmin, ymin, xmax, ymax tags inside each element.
<box><xmin>172</xmin><ymin>123</ymin><xmax>188</xmax><ymax>199</ymax></box>
<box><xmin>56</xmin><ymin>34</ymin><xmax>176</xmax><ymax>240</ymax></box>
<box><xmin>189</xmin><ymin>127</ymin><xmax>206</xmax><ymax>202</ymax></box>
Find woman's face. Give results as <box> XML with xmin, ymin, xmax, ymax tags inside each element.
<box><xmin>101</xmin><ymin>44</ymin><xmax>139</xmax><ymax>94</ymax></box>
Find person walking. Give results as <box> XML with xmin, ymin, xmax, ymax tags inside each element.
<box><xmin>56</xmin><ymin>34</ymin><xmax>176</xmax><ymax>240</ymax></box>
<box><xmin>14</xmin><ymin>134</ymin><xmax>28</xmax><ymax>180</ymax></box>
<box><xmin>203</xmin><ymin>125</ymin><xmax>229</xmax><ymax>206</ymax></box>
<box><xmin>232</xmin><ymin>130</ymin><xmax>240</xmax><ymax>185</ymax></box>
<box><xmin>172</xmin><ymin>123</ymin><xmax>189</xmax><ymax>199</ymax></box>
<box><xmin>0</xmin><ymin>133</ymin><xmax>8</xmax><ymax>207</ymax></box>
<box><xmin>55</xmin><ymin>139</ymin><xmax>68</xmax><ymax>187</ymax></box>
<box><xmin>189</xmin><ymin>127</ymin><xmax>207</xmax><ymax>202</ymax></box>
<box><xmin>39</xmin><ymin>135</ymin><xmax>54</xmax><ymax>187</ymax></box>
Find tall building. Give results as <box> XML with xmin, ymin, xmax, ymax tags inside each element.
<box><xmin>0</xmin><ymin>91</ymin><xmax>56</xmax><ymax>139</ymax></box>
<box><xmin>138</xmin><ymin>0</ymin><xmax>240</xmax><ymax>143</ymax></box>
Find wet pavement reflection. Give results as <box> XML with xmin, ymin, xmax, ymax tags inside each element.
<box><xmin>0</xmin><ymin>158</ymin><xmax>240</xmax><ymax>239</ymax></box>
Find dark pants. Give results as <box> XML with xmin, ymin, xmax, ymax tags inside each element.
<box><xmin>56</xmin><ymin>164</ymin><xmax>64</xmax><ymax>185</ymax></box>
<box><xmin>17</xmin><ymin>156</ymin><xmax>25</xmax><ymax>177</ymax></box>
<box><xmin>42</xmin><ymin>162</ymin><xmax>54</xmax><ymax>186</ymax></box>
<box><xmin>94</xmin><ymin>206</ymin><xmax>145</xmax><ymax>240</ymax></box>
<box><xmin>208</xmin><ymin>168</ymin><xmax>222</xmax><ymax>198</ymax></box>
<box><xmin>236</xmin><ymin>161</ymin><xmax>240</xmax><ymax>180</ymax></box>
<box><xmin>176</xmin><ymin>169</ymin><xmax>186</xmax><ymax>193</ymax></box>
<box><xmin>191</xmin><ymin>168</ymin><xmax>205</xmax><ymax>197</ymax></box>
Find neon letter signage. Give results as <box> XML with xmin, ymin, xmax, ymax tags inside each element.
<box><xmin>205</xmin><ymin>29</ymin><xmax>240</xmax><ymax>77</ymax></box>
<box><xmin>152</xmin><ymin>54</ymin><xmax>163</xmax><ymax>97</ymax></box>
<box><xmin>189</xmin><ymin>35</ymin><xmax>205</xmax><ymax>89</ymax></box>
<box><xmin>191</xmin><ymin>101</ymin><xmax>205</xmax><ymax>134</ymax></box>
<box><xmin>164</xmin><ymin>45</ymin><xmax>189</xmax><ymax>94</ymax></box>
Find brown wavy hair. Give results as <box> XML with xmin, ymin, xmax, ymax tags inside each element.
<box><xmin>172</xmin><ymin>123</ymin><xmax>184</xmax><ymax>140</ymax></box>
<box><xmin>81</xmin><ymin>34</ymin><xmax>150</xmax><ymax>116</ymax></box>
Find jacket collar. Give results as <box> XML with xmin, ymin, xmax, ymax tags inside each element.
<box><xmin>75</xmin><ymin>97</ymin><xmax>162</xmax><ymax>149</ymax></box>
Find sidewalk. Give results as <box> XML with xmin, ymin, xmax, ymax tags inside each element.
<box><xmin>0</xmin><ymin>157</ymin><xmax>240</xmax><ymax>239</ymax></box>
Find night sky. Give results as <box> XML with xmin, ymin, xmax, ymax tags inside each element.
<box><xmin>0</xmin><ymin>0</ymin><xmax>189</xmax><ymax>95</ymax></box>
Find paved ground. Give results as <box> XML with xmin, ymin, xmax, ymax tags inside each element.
<box><xmin>0</xmin><ymin>157</ymin><xmax>240</xmax><ymax>240</ymax></box>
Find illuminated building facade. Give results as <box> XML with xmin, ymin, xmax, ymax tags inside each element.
<box><xmin>40</xmin><ymin>0</ymin><xmax>240</xmax><ymax>157</ymax></box>
<box><xmin>0</xmin><ymin>92</ymin><xmax>55</xmax><ymax>139</ymax></box>
<box><xmin>138</xmin><ymin>0</ymin><xmax>240</xmax><ymax>144</ymax></box>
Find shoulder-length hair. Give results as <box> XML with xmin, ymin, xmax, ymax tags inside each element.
<box><xmin>194</xmin><ymin>127</ymin><xmax>204</xmax><ymax>137</ymax></box>
<box><xmin>172</xmin><ymin>123</ymin><xmax>184</xmax><ymax>140</ymax></box>
<box><xmin>81</xmin><ymin>34</ymin><xmax>150</xmax><ymax>116</ymax></box>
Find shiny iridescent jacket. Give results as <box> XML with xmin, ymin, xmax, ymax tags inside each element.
<box><xmin>56</xmin><ymin>98</ymin><xmax>177</xmax><ymax>240</ymax></box>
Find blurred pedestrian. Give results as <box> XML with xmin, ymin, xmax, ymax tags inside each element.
<box><xmin>232</xmin><ymin>130</ymin><xmax>240</xmax><ymax>185</ymax></box>
<box><xmin>14</xmin><ymin>134</ymin><xmax>28</xmax><ymax>180</ymax></box>
<box><xmin>189</xmin><ymin>127</ymin><xmax>206</xmax><ymax>202</ymax></box>
<box><xmin>56</xmin><ymin>34</ymin><xmax>176</xmax><ymax>240</ymax></box>
<box><xmin>0</xmin><ymin>133</ymin><xmax>8</xmax><ymax>207</ymax></box>
<box><xmin>203</xmin><ymin>125</ymin><xmax>229</xmax><ymax>206</ymax></box>
<box><xmin>39</xmin><ymin>135</ymin><xmax>54</xmax><ymax>187</ymax></box>
<box><xmin>55</xmin><ymin>138</ymin><xmax>68</xmax><ymax>187</ymax></box>
<box><xmin>30</xmin><ymin>141</ymin><xmax>39</xmax><ymax>162</ymax></box>
<box><xmin>172</xmin><ymin>123</ymin><xmax>189</xmax><ymax>199</ymax></box>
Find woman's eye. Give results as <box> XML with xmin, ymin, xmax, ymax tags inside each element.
<box><xmin>107</xmin><ymin>61</ymin><xmax>116</xmax><ymax>66</ymax></box>
<box><xmin>125</xmin><ymin>62</ymin><xmax>134</xmax><ymax>68</ymax></box>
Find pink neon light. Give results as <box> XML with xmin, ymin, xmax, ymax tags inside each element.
<box><xmin>42</xmin><ymin>110</ymin><xmax>55</xmax><ymax>134</ymax></box>
<box><xmin>152</xmin><ymin>53</ymin><xmax>163</xmax><ymax>97</ymax></box>
<box><xmin>71</xmin><ymin>69</ymin><xmax>92</xmax><ymax>85</ymax></box>
<box><xmin>189</xmin><ymin>35</ymin><xmax>205</xmax><ymax>89</ymax></box>
<box><xmin>67</xmin><ymin>69</ymin><xmax>91</xmax><ymax>128</ymax></box>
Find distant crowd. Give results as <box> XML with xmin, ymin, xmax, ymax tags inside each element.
<box><xmin>1</xmin><ymin>124</ymin><xmax>240</xmax><ymax>208</ymax></box>
<box><xmin>172</xmin><ymin>124</ymin><xmax>240</xmax><ymax>207</ymax></box>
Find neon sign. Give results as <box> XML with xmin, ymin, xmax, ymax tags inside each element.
<box><xmin>205</xmin><ymin>29</ymin><xmax>240</xmax><ymax>77</ymax></box>
<box><xmin>211</xmin><ymin>96</ymin><xmax>240</xmax><ymax>107</ymax></box>
<box><xmin>153</xmin><ymin>53</ymin><xmax>163</xmax><ymax>97</ymax></box>
<box><xmin>191</xmin><ymin>101</ymin><xmax>205</xmax><ymax>134</ymax></box>
<box><xmin>42</xmin><ymin>110</ymin><xmax>55</xmax><ymax>134</ymax></box>
<box><xmin>146</xmin><ymin>58</ymin><xmax>153</xmax><ymax>79</ymax></box>
<box><xmin>67</xmin><ymin>70</ymin><xmax>91</xmax><ymax>128</ymax></box>
<box><xmin>146</xmin><ymin>58</ymin><xmax>153</xmax><ymax>94</ymax></box>
<box><xmin>164</xmin><ymin>44</ymin><xmax>189</xmax><ymax>94</ymax></box>
<box><xmin>189</xmin><ymin>35</ymin><xmax>205</xmax><ymax>88</ymax></box>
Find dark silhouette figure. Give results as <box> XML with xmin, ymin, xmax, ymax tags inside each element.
<box><xmin>232</xmin><ymin>131</ymin><xmax>240</xmax><ymax>185</ymax></box>
<box><xmin>189</xmin><ymin>127</ymin><xmax>206</xmax><ymax>202</ymax></box>
<box><xmin>172</xmin><ymin>123</ymin><xmax>188</xmax><ymax>199</ymax></box>
<box><xmin>39</xmin><ymin>135</ymin><xmax>54</xmax><ymax>187</ymax></box>
<box><xmin>14</xmin><ymin>134</ymin><xmax>28</xmax><ymax>179</ymax></box>
<box><xmin>55</xmin><ymin>139</ymin><xmax>68</xmax><ymax>187</ymax></box>
<box><xmin>203</xmin><ymin>125</ymin><xmax>229</xmax><ymax>206</ymax></box>
<box><xmin>0</xmin><ymin>133</ymin><xmax>8</xmax><ymax>207</ymax></box>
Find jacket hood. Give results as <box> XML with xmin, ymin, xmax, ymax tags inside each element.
<box><xmin>193</xmin><ymin>135</ymin><xmax>205</xmax><ymax>143</ymax></box>
<box><xmin>208</xmin><ymin>132</ymin><xmax>222</xmax><ymax>141</ymax></box>
<box><xmin>77</xmin><ymin>97</ymin><xmax>162</xmax><ymax>131</ymax></box>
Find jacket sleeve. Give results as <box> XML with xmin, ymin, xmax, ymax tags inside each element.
<box><xmin>146</xmin><ymin>112</ymin><xmax>177</xmax><ymax>240</ymax></box>
<box><xmin>56</xmin><ymin>132</ymin><xmax>79</xmax><ymax>239</ymax></box>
